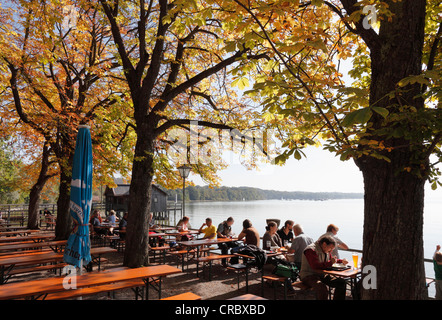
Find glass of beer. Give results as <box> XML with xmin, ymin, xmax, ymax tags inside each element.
<box><xmin>352</xmin><ymin>253</ymin><xmax>359</xmax><ymax>269</ymax></box>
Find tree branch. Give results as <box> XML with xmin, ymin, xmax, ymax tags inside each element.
<box><xmin>338</xmin><ymin>0</ymin><xmax>381</xmax><ymax>53</ymax></box>
<box><xmin>99</xmin><ymin>0</ymin><xmax>135</xmax><ymax>80</ymax></box>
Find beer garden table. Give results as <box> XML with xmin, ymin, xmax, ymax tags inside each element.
<box><xmin>0</xmin><ymin>240</ymin><xmax>67</xmax><ymax>254</ymax></box>
<box><xmin>178</xmin><ymin>238</ymin><xmax>240</xmax><ymax>258</ymax></box>
<box><xmin>178</xmin><ymin>238</ymin><xmax>241</xmax><ymax>273</ymax></box>
<box><xmin>0</xmin><ymin>265</ymin><xmax>182</xmax><ymax>300</ymax></box>
<box><xmin>0</xmin><ymin>246</ymin><xmax>117</xmax><ymax>284</ymax></box>
<box><xmin>0</xmin><ymin>234</ymin><xmax>55</xmax><ymax>244</ymax></box>
<box><xmin>0</xmin><ymin>229</ymin><xmax>40</xmax><ymax>237</ymax></box>
<box><xmin>320</xmin><ymin>266</ymin><xmax>362</xmax><ymax>298</ymax></box>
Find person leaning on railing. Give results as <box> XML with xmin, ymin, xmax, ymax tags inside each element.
<box><xmin>434</xmin><ymin>245</ymin><xmax>442</xmax><ymax>300</ymax></box>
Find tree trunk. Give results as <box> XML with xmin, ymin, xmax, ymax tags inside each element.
<box><xmin>356</xmin><ymin>0</ymin><xmax>428</xmax><ymax>299</ymax></box>
<box><xmin>123</xmin><ymin>127</ymin><xmax>155</xmax><ymax>267</ymax></box>
<box><xmin>55</xmin><ymin>168</ymin><xmax>73</xmax><ymax>240</ymax></box>
<box><xmin>357</xmin><ymin>155</ymin><xmax>428</xmax><ymax>299</ymax></box>
<box><xmin>27</xmin><ymin>144</ymin><xmax>53</xmax><ymax>230</ymax></box>
<box><xmin>27</xmin><ymin>184</ymin><xmax>43</xmax><ymax>230</ymax></box>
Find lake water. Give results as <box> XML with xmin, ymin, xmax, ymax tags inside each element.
<box><xmin>183</xmin><ymin>197</ymin><xmax>441</xmax><ymax>297</ymax></box>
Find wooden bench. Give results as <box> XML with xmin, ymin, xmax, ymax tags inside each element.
<box><xmin>38</xmin><ymin>279</ymin><xmax>146</xmax><ymax>300</ymax></box>
<box><xmin>149</xmin><ymin>245</ymin><xmax>170</xmax><ymax>264</ymax></box>
<box><xmin>9</xmin><ymin>263</ymin><xmax>68</xmax><ymax>277</ymax></box>
<box><xmin>262</xmin><ymin>275</ymin><xmax>313</xmax><ymax>300</ymax></box>
<box><xmin>227</xmin><ymin>263</ymin><xmax>249</xmax><ymax>291</ymax></box>
<box><xmin>9</xmin><ymin>257</ymin><xmax>108</xmax><ymax>278</ymax></box>
<box><xmin>104</xmin><ymin>235</ymin><xmax>121</xmax><ymax>248</ymax></box>
<box><xmin>160</xmin><ymin>292</ymin><xmax>201</xmax><ymax>300</ymax></box>
<box><xmin>196</xmin><ymin>254</ymin><xmax>234</xmax><ymax>281</ymax></box>
<box><xmin>0</xmin><ymin>265</ymin><xmax>182</xmax><ymax>300</ymax></box>
<box><xmin>262</xmin><ymin>274</ymin><xmax>291</xmax><ymax>300</ymax></box>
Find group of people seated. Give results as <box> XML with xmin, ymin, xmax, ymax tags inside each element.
<box><xmin>90</xmin><ymin>209</ymin><xmax>128</xmax><ymax>239</ymax></box>
<box><xmin>176</xmin><ymin>216</ymin><xmax>351</xmax><ymax>300</ymax></box>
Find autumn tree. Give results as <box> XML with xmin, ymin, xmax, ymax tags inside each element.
<box><xmin>228</xmin><ymin>0</ymin><xmax>441</xmax><ymax>299</ymax></box>
<box><xmin>0</xmin><ymin>0</ymin><xmax>132</xmax><ymax>237</ymax></box>
<box><xmin>98</xmin><ymin>0</ymin><xmax>270</xmax><ymax>267</ymax></box>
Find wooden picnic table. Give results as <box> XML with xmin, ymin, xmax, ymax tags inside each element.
<box><xmin>178</xmin><ymin>238</ymin><xmax>241</xmax><ymax>273</ymax></box>
<box><xmin>0</xmin><ymin>229</ymin><xmax>41</xmax><ymax>237</ymax></box>
<box><xmin>0</xmin><ymin>226</ymin><xmax>31</xmax><ymax>232</ymax></box>
<box><xmin>320</xmin><ymin>266</ymin><xmax>362</xmax><ymax>298</ymax></box>
<box><xmin>0</xmin><ymin>234</ymin><xmax>55</xmax><ymax>244</ymax></box>
<box><xmin>233</xmin><ymin>250</ymin><xmax>284</xmax><ymax>294</ymax></box>
<box><xmin>164</xmin><ymin>230</ymin><xmax>199</xmax><ymax>237</ymax></box>
<box><xmin>0</xmin><ymin>246</ymin><xmax>117</xmax><ymax>284</ymax></box>
<box><xmin>0</xmin><ymin>265</ymin><xmax>182</xmax><ymax>300</ymax></box>
<box><xmin>149</xmin><ymin>227</ymin><xmax>177</xmax><ymax>232</ymax></box>
<box><xmin>178</xmin><ymin>237</ymin><xmax>239</xmax><ymax>257</ymax></box>
<box><xmin>0</xmin><ymin>240</ymin><xmax>67</xmax><ymax>254</ymax></box>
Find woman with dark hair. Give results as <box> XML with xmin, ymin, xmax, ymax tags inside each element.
<box><xmin>277</xmin><ymin>220</ymin><xmax>294</xmax><ymax>244</ymax></box>
<box><xmin>237</xmin><ymin>219</ymin><xmax>260</xmax><ymax>248</ymax></box>
<box><xmin>262</xmin><ymin>221</ymin><xmax>283</xmax><ymax>251</ymax></box>
<box><xmin>300</xmin><ymin>235</ymin><xmax>349</xmax><ymax>300</ymax></box>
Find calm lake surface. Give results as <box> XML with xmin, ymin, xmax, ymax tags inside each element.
<box><xmin>182</xmin><ymin>197</ymin><xmax>441</xmax><ymax>295</ymax></box>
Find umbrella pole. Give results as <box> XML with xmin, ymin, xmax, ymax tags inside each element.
<box><xmin>78</xmin><ymin>260</ymin><xmax>83</xmax><ymax>300</ymax></box>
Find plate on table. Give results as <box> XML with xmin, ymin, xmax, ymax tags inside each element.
<box><xmin>328</xmin><ymin>263</ymin><xmax>351</xmax><ymax>271</ymax></box>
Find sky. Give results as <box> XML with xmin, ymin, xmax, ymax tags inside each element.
<box><xmin>188</xmin><ymin>52</ymin><xmax>442</xmax><ymax>201</ymax></box>
<box><xmin>189</xmin><ymin>145</ymin><xmax>442</xmax><ymax>200</ymax></box>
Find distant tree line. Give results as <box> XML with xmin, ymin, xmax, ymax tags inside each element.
<box><xmin>166</xmin><ymin>185</ymin><xmax>363</xmax><ymax>202</ymax></box>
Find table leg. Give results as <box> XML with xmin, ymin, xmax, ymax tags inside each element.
<box><xmin>245</xmin><ymin>267</ymin><xmax>249</xmax><ymax>293</ymax></box>
<box><xmin>0</xmin><ymin>264</ymin><xmax>15</xmax><ymax>285</ymax></box>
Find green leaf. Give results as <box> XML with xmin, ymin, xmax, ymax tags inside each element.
<box><xmin>354</xmin><ymin>107</ymin><xmax>373</xmax><ymax>124</ymax></box>
<box><xmin>371</xmin><ymin>107</ymin><xmax>389</xmax><ymax>118</ymax></box>
<box><xmin>341</xmin><ymin>107</ymin><xmax>373</xmax><ymax>126</ymax></box>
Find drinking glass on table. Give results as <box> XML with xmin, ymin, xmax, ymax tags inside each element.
<box><xmin>352</xmin><ymin>253</ymin><xmax>359</xmax><ymax>269</ymax></box>
<box><xmin>266</xmin><ymin>240</ymin><xmax>271</xmax><ymax>250</ymax></box>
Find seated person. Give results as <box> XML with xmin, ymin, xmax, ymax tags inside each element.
<box><xmin>148</xmin><ymin>212</ymin><xmax>165</xmax><ymax>246</ymax></box>
<box><xmin>217</xmin><ymin>217</ymin><xmax>239</xmax><ymax>266</ymax></box>
<box><xmin>106</xmin><ymin>210</ymin><xmax>117</xmax><ymax>225</ymax></box>
<box><xmin>105</xmin><ymin>210</ymin><xmax>117</xmax><ymax>235</ymax></box>
<box><xmin>237</xmin><ymin>219</ymin><xmax>260</xmax><ymax>248</ymax></box>
<box><xmin>91</xmin><ymin>210</ymin><xmax>107</xmax><ymax>236</ymax></box>
<box><xmin>277</xmin><ymin>220</ymin><xmax>294</xmax><ymax>244</ymax></box>
<box><xmin>198</xmin><ymin>217</ymin><xmax>217</xmax><ymax>240</ymax></box>
<box><xmin>262</xmin><ymin>221</ymin><xmax>283</xmax><ymax>251</ymax></box>
<box><xmin>288</xmin><ymin>224</ymin><xmax>314</xmax><ymax>269</ymax></box>
<box><xmin>148</xmin><ymin>212</ymin><xmax>159</xmax><ymax>229</ymax></box>
<box><xmin>320</xmin><ymin>224</ymin><xmax>349</xmax><ymax>259</ymax></box>
<box><xmin>300</xmin><ymin>234</ymin><xmax>348</xmax><ymax>300</ymax></box>
<box><xmin>118</xmin><ymin>212</ymin><xmax>128</xmax><ymax>240</ymax></box>
<box><xmin>176</xmin><ymin>216</ymin><xmax>192</xmax><ymax>241</ymax></box>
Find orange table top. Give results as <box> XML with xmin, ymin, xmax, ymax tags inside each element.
<box><xmin>0</xmin><ymin>246</ymin><xmax>116</xmax><ymax>267</ymax></box>
<box><xmin>0</xmin><ymin>234</ymin><xmax>55</xmax><ymax>243</ymax></box>
<box><xmin>321</xmin><ymin>267</ymin><xmax>361</xmax><ymax>278</ymax></box>
<box><xmin>178</xmin><ymin>238</ymin><xmax>239</xmax><ymax>247</ymax></box>
<box><xmin>0</xmin><ymin>265</ymin><xmax>182</xmax><ymax>300</ymax></box>
<box><xmin>0</xmin><ymin>230</ymin><xmax>40</xmax><ymax>237</ymax></box>
<box><xmin>0</xmin><ymin>240</ymin><xmax>67</xmax><ymax>252</ymax></box>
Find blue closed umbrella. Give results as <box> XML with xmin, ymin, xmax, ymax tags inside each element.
<box><xmin>63</xmin><ymin>125</ymin><xmax>93</xmax><ymax>269</ymax></box>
